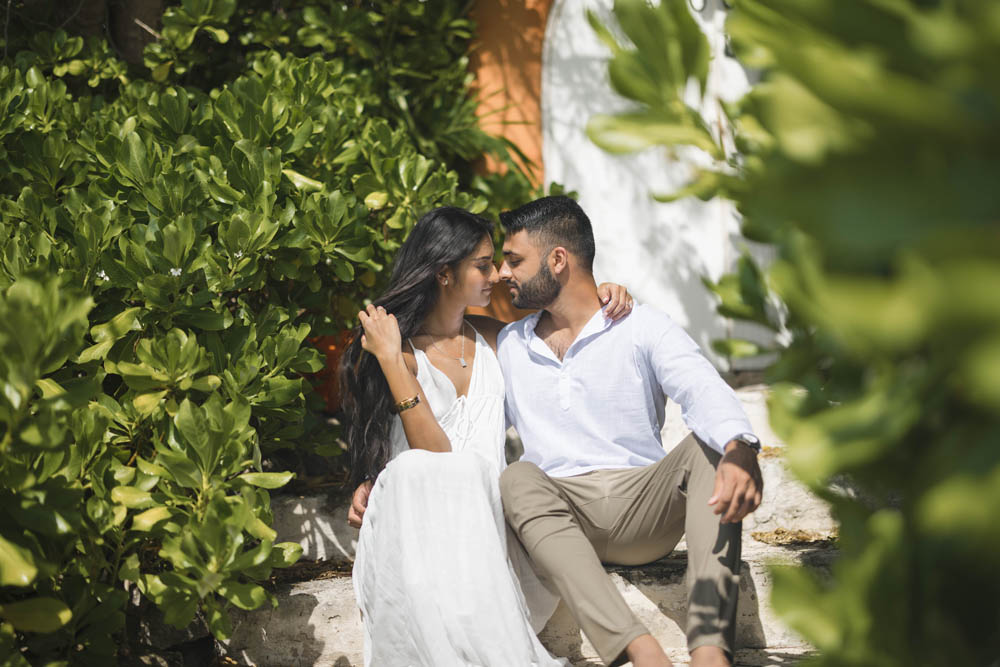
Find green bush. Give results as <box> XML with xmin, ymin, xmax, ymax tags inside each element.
<box><xmin>589</xmin><ymin>0</ymin><xmax>999</xmax><ymax>664</ymax></box>
<box><xmin>0</xmin><ymin>1</ymin><xmax>539</xmax><ymax>662</ymax></box>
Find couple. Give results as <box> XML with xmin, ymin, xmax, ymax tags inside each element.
<box><xmin>340</xmin><ymin>196</ymin><xmax>764</xmax><ymax>667</ymax></box>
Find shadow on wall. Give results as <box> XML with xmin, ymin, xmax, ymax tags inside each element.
<box><xmin>271</xmin><ymin>493</ymin><xmax>358</xmax><ymax>562</ymax></box>
<box><xmin>541</xmin><ymin>0</ymin><xmax>769</xmax><ymax>365</ymax></box>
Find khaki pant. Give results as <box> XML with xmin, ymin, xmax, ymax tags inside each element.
<box><xmin>499</xmin><ymin>433</ymin><xmax>741</xmax><ymax>666</ymax></box>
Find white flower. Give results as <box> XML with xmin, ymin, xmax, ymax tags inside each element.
<box><xmin>234</xmin><ymin>250</ymin><xmax>244</xmax><ymax>259</ymax></box>
<box><xmin>324</xmin><ymin>257</ymin><xmax>331</xmax><ymax>265</ymax></box>
<box><xmin>96</xmin><ymin>269</ymin><xmax>109</xmax><ymax>281</ymax></box>
<box><xmin>169</xmin><ymin>267</ymin><xmax>182</xmax><ymax>277</ymax></box>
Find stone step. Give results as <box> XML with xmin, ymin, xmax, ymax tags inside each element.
<box><xmin>230</xmin><ymin>385</ymin><xmax>838</xmax><ymax>665</ymax></box>
<box><xmin>223</xmin><ymin>538</ymin><xmax>832</xmax><ymax>666</ymax></box>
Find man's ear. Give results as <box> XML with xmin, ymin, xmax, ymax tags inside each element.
<box><xmin>549</xmin><ymin>246</ymin><xmax>570</xmax><ymax>275</ymax></box>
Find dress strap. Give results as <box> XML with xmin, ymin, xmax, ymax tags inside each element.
<box><xmin>463</xmin><ymin>318</ymin><xmax>481</xmax><ymax>339</ymax></box>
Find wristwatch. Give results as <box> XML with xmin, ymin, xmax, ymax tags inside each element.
<box><xmin>732</xmin><ymin>432</ymin><xmax>761</xmax><ymax>454</ymax></box>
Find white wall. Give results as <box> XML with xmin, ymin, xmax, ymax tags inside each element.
<box><xmin>541</xmin><ymin>0</ymin><xmax>774</xmax><ymax>369</ymax></box>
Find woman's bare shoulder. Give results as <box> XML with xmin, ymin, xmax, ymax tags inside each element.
<box><xmin>465</xmin><ymin>315</ymin><xmax>506</xmax><ymax>351</ymax></box>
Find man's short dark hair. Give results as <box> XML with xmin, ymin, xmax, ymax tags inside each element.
<box><xmin>499</xmin><ymin>196</ymin><xmax>596</xmax><ymax>272</ymax></box>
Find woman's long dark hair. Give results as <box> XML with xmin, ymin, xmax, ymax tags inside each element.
<box><xmin>339</xmin><ymin>207</ymin><xmax>494</xmax><ymax>487</ymax></box>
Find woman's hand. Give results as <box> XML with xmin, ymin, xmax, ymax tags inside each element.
<box><xmin>597</xmin><ymin>282</ymin><xmax>634</xmax><ymax>320</ymax></box>
<box><xmin>359</xmin><ymin>304</ymin><xmax>403</xmax><ymax>361</ymax></box>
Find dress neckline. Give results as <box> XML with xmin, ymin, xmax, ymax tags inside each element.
<box><xmin>409</xmin><ymin>323</ymin><xmax>482</xmax><ymax>402</ymax></box>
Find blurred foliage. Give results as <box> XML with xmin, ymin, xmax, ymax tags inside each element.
<box><xmin>590</xmin><ymin>0</ymin><xmax>1000</xmax><ymax>664</ymax></box>
<box><xmin>0</xmin><ymin>0</ymin><xmax>540</xmax><ymax>662</ymax></box>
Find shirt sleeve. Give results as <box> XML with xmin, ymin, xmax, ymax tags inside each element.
<box><xmin>640</xmin><ymin>307</ymin><xmax>753</xmax><ymax>454</ymax></box>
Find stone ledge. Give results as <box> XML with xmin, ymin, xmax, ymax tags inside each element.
<box><xmin>222</xmin><ymin>539</ymin><xmax>834</xmax><ymax>667</ymax></box>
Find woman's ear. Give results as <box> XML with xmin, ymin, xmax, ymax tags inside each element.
<box><xmin>437</xmin><ymin>267</ymin><xmax>452</xmax><ymax>287</ymax></box>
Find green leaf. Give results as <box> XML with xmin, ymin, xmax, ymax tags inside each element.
<box><xmin>132</xmin><ymin>506</ymin><xmax>171</xmax><ymax>532</ymax></box>
<box><xmin>269</xmin><ymin>542</ymin><xmax>303</xmax><ymax>568</ymax></box>
<box><xmin>364</xmin><ymin>191</ymin><xmax>389</xmax><ymax>211</ymax></box>
<box><xmin>711</xmin><ymin>338</ymin><xmax>769</xmax><ymax>359</ymax></box>
<box><xmin>237</xmin><ymin>472</ymin><xmax>294</xmax><ymax>489</ymax></box>
<box><xmin>154</xmin><ymin>447</ymin><xmax>203</xmax><ymax>489</ymax></box>
<box><xmin>189</xmin><ymin>375</ymin><xmax>221</xmax><ymax>392</ymax></box>
<box><xmin>35</xmin><ymin>378</ymin><xmax>65</xmax><ymax>398</ymax></box>
<box><xmin>246</xmin><ymin>517</ymin><xmax>277</xmax><ymax>541</ymax></box>
<box><xmin>120</xmin><ymin>131</ymin><xmax>151</xmax><ymax>184</ymax></box>
<box><xmin>282</xmin><ymin>168</ymin><xmax>324</xmax><ymax>192</ymax></box>
<box><xmin>111</xmin><ymin>487</ymin><xmax>155</xmax><ymax>509</ymax></box>
<box><xmin>0</xmin><ymin>535</ymin><xmax>37</xmax><ymax>587</ymax></box>
<box><xmin>151</xmin><ymin>61</ymin><xmax>173</xmax><ymax>82</ymax></box>
<box><xmin>175</xmin><ymin>398</ymin><xmax>210</xmax><ymax>454</ymax></box>
<box><xmin>218</xmin><ymin>581</ymin><xmax>268</xmax><ymax>611</ymax></box>
<box><xmin>0</xmin><ymin>597</ymin><xmax>72</xmax><ymax>633</ymax></box>
<box><xmin>587</xmin><ymin>113</ymin><xmax>719</xmax><ymax>157</ymax></box>
<box><xmin>134</xmin><ymin>390</ymin><xmax>168</xmax><ymax>415</ymax></box>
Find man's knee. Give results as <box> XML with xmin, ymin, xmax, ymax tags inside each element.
<box><xmin>500</xmin><ymin>460</ymin><xmax>544</xmax><ymax>498</ymax></box>
<box><xmin>499</xmin><ymin>461</ymin><xmax>552</xmax><ymax>524</ymax></box>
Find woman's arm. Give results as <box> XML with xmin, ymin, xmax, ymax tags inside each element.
<box><xmin>359</xmin><ymin>304</ymin><xmax>451</xmax><ymax>453</ymax></box>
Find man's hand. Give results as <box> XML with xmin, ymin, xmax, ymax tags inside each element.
<box><xmin>708</xmin><ymin>441</ymin><xmax>763</xmax><ymax>524</ymax></box>
<box><xmin>348</xmin><ymin>480</ymin><xmax>373</xmax><ymax>529</ymax></box>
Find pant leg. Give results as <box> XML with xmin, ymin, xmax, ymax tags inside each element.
<box><xmin>500</xmin><ymin>461</ymin><xmax>647</xmax><ymax>666</ymax></box>
<box><xmin>603</xmin><ymin>433</ymin><xmax>742</xmax><ymax>658</ymax></box>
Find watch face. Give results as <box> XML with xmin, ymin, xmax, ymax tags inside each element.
<box><xmin>739</xmin><ymin>434</ymin><xmax>760</xmax><ymax>449</ymax></box>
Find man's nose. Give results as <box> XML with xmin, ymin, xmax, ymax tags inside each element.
<box><xmin>498</xmin><ymin>262</ymin><xmax>512</xmax><ymax>280</ymax></box>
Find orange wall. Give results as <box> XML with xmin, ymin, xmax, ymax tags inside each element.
<box><xmin>468</xmin><ymin>0</ymin><xmax>554</xmax><ymax>187</ymax></box>
<box><xmin>467</xmin><ymin>0</ymin><xmax>553</xmax><ymax>322</ymax></box>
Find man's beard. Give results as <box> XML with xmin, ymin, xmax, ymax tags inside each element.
<box><xmin>511</xmin><ymin>262</ymin><xmax>561</xmax><ymax>309</ymax></box>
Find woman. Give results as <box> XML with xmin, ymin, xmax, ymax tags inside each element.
<box><xmin>339</xmin><ymin>207</ymin><xmax>632</xmax><ymax>666</ymax></box>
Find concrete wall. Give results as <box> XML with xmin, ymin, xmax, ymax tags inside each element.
<box><xmin>541</xmin><ymin>0</ymin><xmax>775</xmax><ymax>368</ymax></box>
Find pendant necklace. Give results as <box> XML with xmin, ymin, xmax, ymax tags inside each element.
<box><xmin>422</xmin><ymin>321</ymin><xmax>468</xmax><ymax>367</ymax></box>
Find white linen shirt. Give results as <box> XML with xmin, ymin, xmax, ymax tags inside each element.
<box><xmin>497</xmin><ymin>304</ymin><xmax>754</xmax><ymax>478</ymax></box>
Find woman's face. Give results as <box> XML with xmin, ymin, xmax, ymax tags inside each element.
<box><xmin>449</xmin><ymin>235</ymin><xmax>499</xmax><ymax>308</ymax></box>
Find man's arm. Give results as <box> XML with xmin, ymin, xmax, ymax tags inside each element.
<box><xmin>642</xmin><ymin>308</ymin><xmax>763</xmax><ymax>523</ymax></box>
<box><xmin>347</xmin><ymin>480</ymin><xmax>372</xmax><ymax>529</ymax></box>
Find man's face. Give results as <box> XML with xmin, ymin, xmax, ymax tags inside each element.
<box><xmin>499</xmin><ymin>230</ymin><xmax>562</xmax><ymax>309</ymax></box>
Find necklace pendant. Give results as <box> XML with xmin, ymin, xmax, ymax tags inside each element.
<box><xmin>459</xmin><ymin>358</ymin><xmax>468</xmax><ymax>368</ymax></box>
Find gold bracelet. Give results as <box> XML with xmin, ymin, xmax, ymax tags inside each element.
<box><xmin>394</xmin><ymin>395</ymin><xmax>420</xmax><ymax>413</ymax></box>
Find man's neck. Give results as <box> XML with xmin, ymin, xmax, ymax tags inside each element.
<box><xmin>540</xmin><ymin>278</ymin><xmax>602</xmax><ymax>338</ymax></box>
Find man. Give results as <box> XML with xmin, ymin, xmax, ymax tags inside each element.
<box><xmin>494</xmin><ymin>196</ymin><xmax>762</xmax><ymax>667</ymax></box>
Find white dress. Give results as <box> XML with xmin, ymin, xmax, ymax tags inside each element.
<box><xmin>353</xmin><ymin>327</ymin><xmax>564</xmax><ymax>667</ymax></box>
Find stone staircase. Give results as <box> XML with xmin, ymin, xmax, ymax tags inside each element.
<box><xmin>222</xmin><ymin>386</ymin><xmax>838</xmax><ymax>666</ymax></box>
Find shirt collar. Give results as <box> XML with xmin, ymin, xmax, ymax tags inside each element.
<box><xmin>525</xmin><ymin>306</ymin><xmax>615</xmax><ymax>365</ymax></box>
